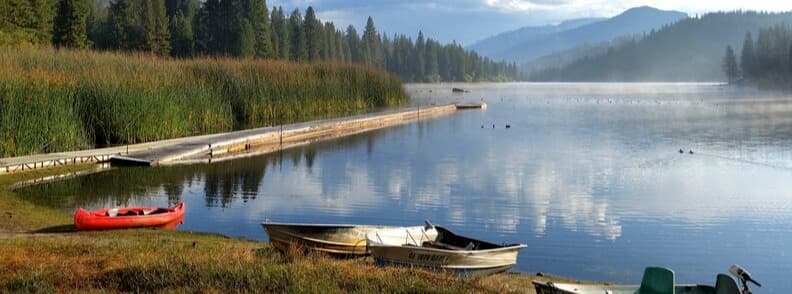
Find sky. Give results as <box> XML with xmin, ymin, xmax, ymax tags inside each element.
<box><xmin>269</xmin><ymin>1</ymin><xmax>792</xmax><ymax>46</ymax></box>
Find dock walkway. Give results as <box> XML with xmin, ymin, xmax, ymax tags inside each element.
<box><xmin>0</xmin><ymin>103</ymin><xmax>484</xmax><ymax>175</ymax></box>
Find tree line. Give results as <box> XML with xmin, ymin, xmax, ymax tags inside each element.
<box><xmin>528</xmin><ymin>11</ymin><xmax>792</xmax><ymax>82</ymax></box>
<box><xmin>1</xmin><ymin>0</ymin><xmax>518</xmax><ymax>82</ymax></box>
<box><xmin>722</xmin><ymin>24</ymin><xmax>792</xmax><ymax>88</ymax></box>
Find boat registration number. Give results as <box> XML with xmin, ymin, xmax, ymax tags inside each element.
<box><xmin>408</xmin><ymin>252</ymin><xmax>448</xmax><ymax>263</ymax></box>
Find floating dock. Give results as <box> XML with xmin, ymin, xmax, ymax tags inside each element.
<box><xmin>0</xmin><ymin>103</ymin><xmax>486</xmax><ymax>175</ymax></box>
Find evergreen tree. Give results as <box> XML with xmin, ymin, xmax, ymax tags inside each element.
<box><xmin>414</xmin><ymin>31</ymin><xmax>425</xmax><ymax>81</ymax></box>
<box><xmin>245</xmin><ymin>0</ymin><xmax>273</xmax><ymax>58</ymax></box>
<box><xmin>152</xmin><ymin>0</ymin><xmax>170</xmax><ymax>55</ymax></box>
<box><xmin>345</xmin><ymin>25</ymin><xmax>360</xmax><ymax>63</ymax></box>
<box><xmin>109</xmin><ymin>0</ymin><xmax>144</xmax><ymax>50</ymax></box>
<box><xmin>269</xmin><ymin>7</ymin><xmax>279</xmax><ymax>58</ymax></box>
<box><xmin>425</xmin><ymin>40</ymin><xmax>439</xmax><ymax>81</ymax></box>
<box><xmin>273</xmin><ymin>7</ymin><xmax>289</xmax><ymax>60</ymax></box>
<box><xmin>740</xmin><ymin>32</ymin><xmax>756</xmax><ymax>80</ymax></box>
<box><xmin>288</xmin><ymin>9</ymin><xmax>306</xmax><ymax>61</ymax></box>
<box><xmin>53</xmin><ymin>0</ymin><xmax>89</xmax><ymax>49</ymax></box>
<box><xmin>237</xmin><ymin>18</ymin><xmax>254</xmax><ymax>57</ymax></box>
<box><xmin>169</xmin><ymin>10</ymin><xmax>193</xmax><ymax>56</ymax></box>
<box><xmin>323</xmin><ymin>22</ymin><xmax>335</xmax><ymax>60</ymax></box>
<box><xmin>361</xmin><ymin>16</ymin><xmax>382</xmax><ymax>67</ymax></box>
<box><xmin>86</xmin><ymin>0</ymin><xmax>111</xmax><ymax>49</ymax></box>
<box><xmin>165</xmin><ymin>0</ymin><xmax>197</xmax><ymax>18</ymax></box>
<box><xmin>722</xmin><ymin>45</ymin><xmax>739</xmax><ymax>82</ymax></box>
<box><xmin>335</xmin><ymin>30</ymin><xmax>346</xmax><ymax>61</ymax></box>
<box><xmin>303</xmin><ymin>6</ymin><xmax>322</xmax><ymax>62</ymax></box>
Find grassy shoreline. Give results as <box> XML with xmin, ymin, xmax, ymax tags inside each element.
<box><xmin>0</xmin><ymin>47</ymin><xmax>408</xmax><ymax>158</ymax></box>
<box><xmin>0</xmin><ymin>165</ymin><xmax>585</xmax><ymax>293</ymax></box>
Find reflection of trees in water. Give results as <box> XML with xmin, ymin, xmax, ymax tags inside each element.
<box><xmin>18</xmin><ymin>127</ymin><xmax>394</xmax><ymax>209</ymax></box>
<box><xmin>18</xmin><ymin>167</ymin><xmax>199</xmax><ymax>208</ymax></box>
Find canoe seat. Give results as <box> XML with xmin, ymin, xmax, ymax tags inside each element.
<box><xmin>639</xmin><ymin>267</ymin><xmax>675</xmax><ymax>294</ymax></box>
<box><xmin>715</xmin><ymin>274</ymin><xmax>740</xmax><ymax>294</ymax></box>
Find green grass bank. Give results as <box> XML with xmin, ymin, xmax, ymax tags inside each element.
<box><xmin>0</xmin><ymin>166</ymin><xmax>579</xmax><ymax>293</ymax></box>
<box><xmin>0</xmin><ymin>47</ymin><xmax>408</xmax><ymax>157</ymax></box>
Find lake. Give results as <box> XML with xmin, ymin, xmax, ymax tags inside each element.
<box><xmin>18</xmin><ymin>83</ymin><xmax>792</xmax><ymax>292</ymax></box>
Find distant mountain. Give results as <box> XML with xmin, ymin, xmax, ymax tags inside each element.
<box><xmin>528</xmin><ymin>11</ymin><xmax>792</xmax><ymax>82</ymax></box>
<box><xmin>468</xmin><ymin>18</ymin><xmax>604</xmax><ymax>60</ymax></box>
<box><xmin>469</xmin><ymin>6</ymin><xmax>687</xmax><ymax>63</ymax></box>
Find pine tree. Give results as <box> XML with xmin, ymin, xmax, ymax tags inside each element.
<box><xmin>323</xmin><ymin>22</ymin><xmax>334</xmax><ymax>61</ymax></box>
<box><xmin>273</xmin><ymin>7</ymin><xmax>289</xmax><ymax>60</ymax></box>
<box><xmin>169</xmin><ymin>10</ymin><xmax>193</xmax><ymax>56</ymax></box>
<box><xmin>245</xmin><ymin>0</ymin><xmax>273</xmax><ymax>58</ymax></box>
<box><xmin>335</xmin><ymin>30</ymin><xmax>346</xmax><ymax>61</ymax></box>
<box><xmin>53</xmin><ymin>0</ymin><xmax>89</xmax><ymax>49</ymax></box>
<box><xmin>723</xmin><ymin>45</ymin><xmax>739</xmax><ymax>83</ymax></box>
<box><xmin>361</xmin><ymin>16</ymin><xmax>381</xmax><ymax>67</ymax></box>
<box><xmin>345</xmin><ymin>25</ymin><xmax>360</xmax><ymax>63</ymax></box>
<box><xmin>269</xmin><ymin>7</ymin><xmax>279</xmax><ymax>58</ymax></box>
<box><xmin>288</xmin><ymin>9</ymin><xmax>306</xmax><ymax>61</ymax></box>
<box><xmin>153</xmin><ymin>0</ymin><xmax>170</xmax><ymax>55</ymax></box>
<box><xmin>303</xmin><ymin>6</ymin><xmax>322</xmax><ymax>62</ymax></box>
<box><xmin>425</xmin><ymin>40</ymin><xmax>439</xmax><ymax>82</ymax></box>
<box><xmin>740</xmin><ymin>32</ymin><xmax>756</xmax><ymax>80</ymax></box>
<box><xmin>109</xmin><ymin>0</ymin><xmax>144</xmax><ymax>50</ymax></box>
<box><xmin>414</xmin><ymin>31</ymin><xmax>426</xmax><ymax>81</ymax></box>
<box><xmin>237</xmin><ymin>18</ymin><xmax>255</xmax><ymax>57</ymax></box>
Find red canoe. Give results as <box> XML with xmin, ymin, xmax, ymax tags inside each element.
<box><xmin>74</xmin><ymin>203</ymin><xmax>185</xmax><ymax>231</ymax></box>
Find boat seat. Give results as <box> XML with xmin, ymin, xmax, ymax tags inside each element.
<box><xmin>106</xmin><ymin>208</ymin><xmax>119</xmax><ymax>217</ymax></box>
<box><xmin>715</xmin><ymin>274</ymin><xmax>740</xmax><ymax>294</ymax></box>
<box><xmin>639</xmin><ymin>267</ymin><xmax>675</xmax><ymax>294</ymax></box>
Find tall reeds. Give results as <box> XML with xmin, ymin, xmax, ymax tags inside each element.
<box><xmin>0</xmin><ymin>47</ymin><xmax>408</xmax><ymax>157</ymax></box>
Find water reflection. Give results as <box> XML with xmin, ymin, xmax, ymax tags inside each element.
<box><xmin>16</xmin><ymin>83</ymin><xmax>792</xmax><ymax>292</ymax></box>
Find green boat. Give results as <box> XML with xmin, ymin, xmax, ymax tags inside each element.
<box><xmin>533</xmin><ymin>267</ymin><xmax>744</xmax><ymax>294</ymax></box>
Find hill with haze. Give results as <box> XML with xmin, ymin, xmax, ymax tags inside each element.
<box><xmin>528</xmin><ymin>11</ymin><xmax>792</xmax><ymax>82</ymax></box>
<box><xmin>469</xmin><ymin>6</ymin><xmax>688</xmax><ymax>63</ymax></box>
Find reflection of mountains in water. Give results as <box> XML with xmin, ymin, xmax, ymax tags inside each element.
<box><xmin>18</xmin><ymin>128</ymin><xmax>395</xmax><ymax>210</ymax></box>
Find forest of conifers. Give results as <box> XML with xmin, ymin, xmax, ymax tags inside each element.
<box><xmin>0</xmin><ymin>0</ymin><xmax>519</xmax><ymax>82</ymax></box>
<box><xmin>722</xmin><ymin>25</ymin><xmax>792</xmax><ymax>89</ymax></box>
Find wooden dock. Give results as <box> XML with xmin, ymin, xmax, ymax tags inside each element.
<box><xmin>0</xmin><ymin>103</ymin><xmax>484</xmax><ymax>175</ymax></box>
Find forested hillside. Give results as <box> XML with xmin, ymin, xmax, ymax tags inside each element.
<box><xmin>530</xmin><ymin>11</ymin><xmax>792</xmax><ymax>82</ymax></box>
<box><xmin>468</xmin><ymin>17</ymin><xmax>604</xmax><ymax>60</ymax></box>
<box><xmin>721</xmin><ymin>25</ymin><xmax>792</xmax><ymax>89</ymax></box>
<box><xmin>0</xmin><ymin>0</ymin><xmax>518</xmax><ymax>82</ymax></box>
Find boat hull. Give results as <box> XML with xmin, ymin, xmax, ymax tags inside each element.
<box><xmin>532</xmin><ymin>281</ymin><xmax>716</xmax><ymax>294</ymax></box>
<box><xmin>368</xmin><ymin>244</ymin><xmax>524</xmax><ymax>276</ymax></box>
<box><xmin>262</xmin><ymin>223</ymin><xmax>424</xmax><ymax>256</ymax></box>
<box><xmin>366</xmin><ymin>225</ymin><xmax>526</xmax><ymax>276</ymax></box>
<box><xmin>74</xmin><ymin>203</ymin><xmax>185</xmax><ymax>231</ymax></box>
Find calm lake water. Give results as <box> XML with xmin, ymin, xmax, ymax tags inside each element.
<box><xmin>18</xmin><ymin>83</ymin><xmax>792</xmax><ymax>292</ymax></box>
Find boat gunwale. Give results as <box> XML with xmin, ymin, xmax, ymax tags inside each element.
<box><xmin>367</xmin><ymin>225</ymin><xmax>527</xmax><ymax>254</ymax></box>
<box><xmin>76</xmin><ymin>203</ymin><xmax>184</xmax><ymax>220</ymax></box>
<box><xmin>270</xmin><ymin>230</ymin><xmax>369</xmax><ymax>247</ymax></box>
<box><xmin>261</xmin><ymin>221</ymin><xmax>398</xmax><ymax>229</ymax></box>
<box><xmin>367</xmin><ymin>243</ymin><xmax>527</xmax><ymax>254</ymax></box>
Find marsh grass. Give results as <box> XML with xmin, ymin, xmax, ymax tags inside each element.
<box><xmin>0</xmin><ymin>47</ymin><xmax>407</xmax><ymax>157</ymax></box>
